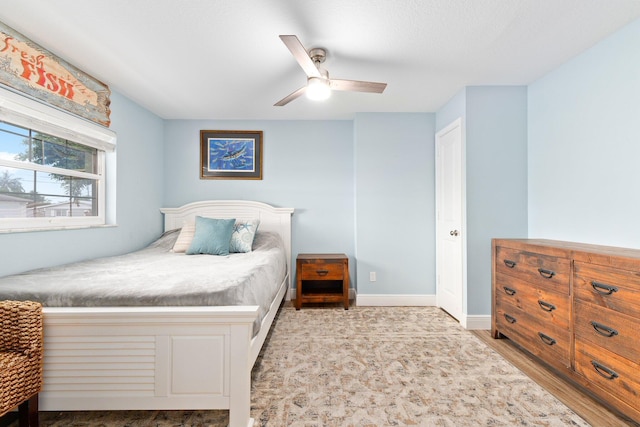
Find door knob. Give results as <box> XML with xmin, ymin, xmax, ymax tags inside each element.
<box><xmin>449</xmin><ymin>230</ymin><xmax>459</xmax><ymax>236</ymax></box>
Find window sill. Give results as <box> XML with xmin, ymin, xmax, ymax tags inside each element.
<box><xmin>0</xmin><ymin>223</ymin><xmax>117</xmax><ymax>234</ymax></box>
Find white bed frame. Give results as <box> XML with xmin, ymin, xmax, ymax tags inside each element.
<box><xmin>39</xmin><ymin>200</ymin><xmax>294</xmax><ymax>427</ymax></box>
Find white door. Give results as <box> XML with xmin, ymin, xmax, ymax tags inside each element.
<box><xmin>435</xmin><ymin>118</ymin><xmax>464</xmax><ymax>321</ymax></box>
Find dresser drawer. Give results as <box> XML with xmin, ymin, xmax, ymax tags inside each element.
<box><xmin>495</xmin><ymin>303</ymin><xmax>570</xmax><ymax>369</ymax></box>
<box><xmin>300</xmin><ymin>263</ymin><xmax>344</xmax><ymax>280</ymax></box>
<box><xmin>574</xmin><ymin>261</ymin><xmax>640</xmax><ymax>316</ymax></box>
<box><xmin>575</xmin><ymin>339</ymin><xmax>640</xmax><ymax>410</ymax></box>
<box><xmin>496</xmin><ymin>246</ymin><xmax>570</xmax><ymax>295</ymax></box>
<box><xmin>495</xmin><ymin>271</ymin><xmax>570</xmax><ymax>330</ymax></box>
<box><xmin>574</xmin><ymin>300</ymin><xmax>640</xmax><ymax>362</ymax></box>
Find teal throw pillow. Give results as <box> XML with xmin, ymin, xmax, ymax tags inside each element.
<box><xmin>185</xmin><ymin>216</ymin><xmax>236</xmax><ymax>255</ymax></box>
<box><xmin>230</xmin><ymin>219</ymin><xmax>260</xmax><ymax>253</ymax></box>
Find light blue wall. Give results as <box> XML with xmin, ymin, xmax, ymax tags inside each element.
<box><xmin>436</xmin><ymin>89</ymin><xmax>466</xmax><ymax>131</ymax></box>
<box><xmin>164</xmin><ymin>116</ymin><xmax>437</xmax><ymax>295</ymax></box>
<box><xmin>0</xmin><ymin>91</ymin><xmax>165</xmax><ymax>277</ymax></box>
<box><xmin>465</xmin><ymin>86</ymin><xmax>528</xmax><ymax>315</ymax></box>
<box><xmin>436</xmin><ymin>86</ymin><xmax>528</xmax><ymax>316</ymax></box>
<box><xmin>528</xmin><ymin>18</ymin><xmax>640</xmax><ymax>248</ymax></box>
<box><xmin>354</xmin><ymin>113</ymin><xmax>436</xmax><ymax>295</ymax></box>
<box><xmin>163</xmin><ymin>119</ymin><xmax>356</xmax><ymax>283</ymax></box>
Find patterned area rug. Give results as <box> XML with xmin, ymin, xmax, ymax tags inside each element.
<box><xmin>36</xmin><ymin>305</ymin><xmax>589</xmax><ymax>426</ymax></box>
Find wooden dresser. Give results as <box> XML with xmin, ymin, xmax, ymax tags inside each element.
<box><xmin>492</xmin><ymin>239</ymin><xmax>640</xmax><ymax>423</ymax></box>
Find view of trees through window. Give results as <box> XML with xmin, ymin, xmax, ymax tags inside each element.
<box><xmin>0</xmin><ymin>120</ymin><xmax>99</xmax><ymax>219</ymax></box>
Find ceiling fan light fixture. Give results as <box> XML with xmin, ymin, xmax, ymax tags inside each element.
<box><xmin>274</xmin><ymin>35</ymin><xmax>386</xmax><ymax>107</ymax></box>
<box><xmin>306</xmin><ymin>77</ymin><xmax>331</xmax><ymax>101</ymax></box>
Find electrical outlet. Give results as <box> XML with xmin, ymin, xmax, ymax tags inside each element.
<box><xmin>369</xmin><ymin>272</ymin><xmax>377</xmax><ymax>282</ymax></box>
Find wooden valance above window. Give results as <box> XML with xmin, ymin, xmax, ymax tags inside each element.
<box><xmin>0</xmin><ymin>21</ymin><xmax>111</xmax><ymax>127</ymax></box>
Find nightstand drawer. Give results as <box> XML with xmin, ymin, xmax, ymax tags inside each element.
<box><xmin>301</xmin><ymin>263</ymin><xmax>344</xmax><ymax>280</ymax></box>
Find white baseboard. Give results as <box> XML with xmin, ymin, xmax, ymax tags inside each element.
<box><xmin>287</xmin><ymin>289</ymin><xmax>491</xmax><ymax>330</ymax></box>
<box><xmin>356</xmin><ymin>294</ymin><xmax>437</xmax><ymax>306</ymax></box>
<box><xmin>461</xmin><ymin>314</ymin><xmax>491</xmax><ymax>330</ymax></box>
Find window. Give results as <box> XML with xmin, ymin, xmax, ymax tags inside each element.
<box><xmin>0</xmin><ymin>86</ymin><xmax>116</xmax><ymax>232</ymax></box>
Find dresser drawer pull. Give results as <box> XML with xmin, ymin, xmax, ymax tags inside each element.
<box><xmin>590</xmin><ymin>321</ymin><xmax>619</xmax><ymax>338</ymax></box>
<box><xmin>503</xmin><ymin>259</ymin><xmax>517</xmax><ymax>268</ymax></box>
<box><xmin>591</xmin><ymin>281</ymin><xmax>618</xmax><ymax>295</ymax></box>
<box><xmin>537</xmin><ymin>332</ymin><xmax>556</xmax><ymax>346</ymax></box>
<box><xmin>315</xmin><ymin>270</ymin><xmax>329</xmax><ymax>276</ymax></box>
<box><xmin>591</xmin><ymin>360</ymin><xmax>619</xmax><ymax>380</ymax></box>
<box><xmin>503</xmin><ymin>313</ymin><xmax>517</xmax><ymax>324</ymax></box>
<box><xmin>537</xmin><ymin>300</ymin><xmax>556</xmax><ymax>312</ymax></box>
<box><xmin>537</xmin><ymin>268</ymin><xmax>555</xmax><ymax>279</ymax></box>
<box><xmin>503</xmin><ymin>286</ymin><xmax>516</xmax><ymax>296</ymax></box>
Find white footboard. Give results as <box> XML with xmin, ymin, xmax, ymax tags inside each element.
<box><xmin>40</xmin><ymin>306</ymin><xmax>258</xmax><ymax>427</ymax></box>
<box><xmin>31</xmin><ymin>200</ymin><xmax>294</xmax><ymax>427</ymax></box>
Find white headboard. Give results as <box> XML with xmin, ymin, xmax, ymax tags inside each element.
<box><xmin>160</xmin><ymin>200</ymin><xmax>295</xmax><ymax>285</ymax></box>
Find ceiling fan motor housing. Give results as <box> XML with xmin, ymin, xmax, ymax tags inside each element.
<box><xmin>308</xmin><ymin>47</ymin><xmax>327</xmax><ymax>64</ymax></box>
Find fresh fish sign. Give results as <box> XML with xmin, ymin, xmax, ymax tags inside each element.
<box><xmin>0</xmin><ymin>21</ymin><xmax>111</xmax><ymax>127</ymax></box>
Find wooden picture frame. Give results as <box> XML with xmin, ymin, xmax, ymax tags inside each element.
<box><xmin>200</xmin><ymin>130</ymin><xmax>263</xmax><ymax>180</ymax></box>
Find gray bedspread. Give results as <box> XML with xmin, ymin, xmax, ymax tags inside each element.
<box><xmin>0</xmin><ymin>230</ymin><xmax>287</xmax><ymax>335</ymax></box>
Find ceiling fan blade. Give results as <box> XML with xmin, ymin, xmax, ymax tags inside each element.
<box><xmin>330</xmin><ymin>79</ymin><xmax>387</xmax><ymax>93</ymax></box>
<box><xmin>274</xmin><ymin>86</ymin><xmax>307</xmax><ymax>106</ymax></box>
<box><xmin>279</xmin><ymin>35</ymin><xmax>321</xmax><ymax>78</ymax></box>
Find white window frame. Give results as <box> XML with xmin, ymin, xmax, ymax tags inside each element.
<box><xmin>0</xmin><ymin>86</ymin><xmax>116</xmax><ymax>232</ymax></box>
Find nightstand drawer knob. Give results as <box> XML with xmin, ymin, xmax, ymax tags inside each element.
<box><xmin>316</xmin><ymin>269</ymin><xmax>329</xmax><ymax>276</ymax></box>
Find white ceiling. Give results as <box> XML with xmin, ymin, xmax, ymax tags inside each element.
<box><xmin>1</xmin><ymin>0</ymin><xmax>639</xmax><ymax>121</ymax></box>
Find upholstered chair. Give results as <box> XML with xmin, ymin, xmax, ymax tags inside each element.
<box><xmin>0</xmin><ymin>300</ymin><xmax>44</xmax><ymax>427</ymax></box>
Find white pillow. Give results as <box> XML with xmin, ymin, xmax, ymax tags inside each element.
<box><xmin>171</xmin><ymin>221</ymin><xmax>195</xmax><ymax>253</ymax></box>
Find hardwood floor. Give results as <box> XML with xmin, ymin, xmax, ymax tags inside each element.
<box><xmin>473</xmin><ymin>330</ymin><xmax>639</xmax><ymax>427</ymax></box>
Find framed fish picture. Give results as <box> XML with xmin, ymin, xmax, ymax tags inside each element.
<box><xmin>200</xmin><ymin>130</ymin><xmax>263</xmax><ymax>179</ymax></box>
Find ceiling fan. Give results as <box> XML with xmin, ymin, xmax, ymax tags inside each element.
<box><xmin>274</xmin><ymin>35</ymin><xmax>387</xmax><ymax>106</ymax></box>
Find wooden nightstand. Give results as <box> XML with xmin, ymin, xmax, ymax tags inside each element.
<box><xmin>295</xmin><ymin>254</ymin><xmax>349</xmax><ymax>310</ymax></box>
